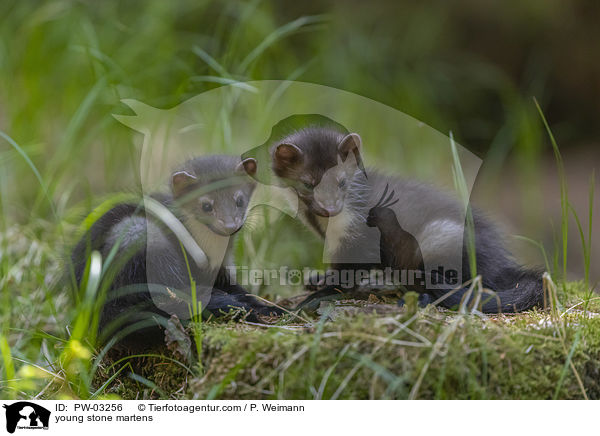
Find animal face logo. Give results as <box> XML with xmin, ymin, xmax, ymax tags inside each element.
<box><xmin>3</xmin><ymin>402</ymin><xmax>51</xmax><ymax>434</ymax></box>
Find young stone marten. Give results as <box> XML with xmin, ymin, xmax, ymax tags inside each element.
<box><xmin>251</xmin><ymin>119</ymin><xmax>543</xmax><ymax>313</ymax></box>
<box><xmin>70</xmin><ymin>155</ymin><xmax>282</xmax><ymax>348</ymax></box>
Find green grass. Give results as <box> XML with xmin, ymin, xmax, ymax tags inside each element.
<box><xmin>19</xmin><ymin>278</ymin><xmax>600</xmax><ymax>400</ymax></box>
<box><xmin>0</xmin><ymin>0</ymin><xmax>598</xmax><ymax>400</ymax></box>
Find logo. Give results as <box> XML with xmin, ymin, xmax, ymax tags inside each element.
<box><xmin>113</xmin><ymin>82</ymin><xmax>481</xmax><ymax>315</ymax></box>
<box><xmin>3</xmin><ymin>402</ymin><xmax>50</xmax><ymax>434</ymax></box>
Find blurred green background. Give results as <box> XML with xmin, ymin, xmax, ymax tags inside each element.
<box><xmin>1</xmin><ymin>0</ymin><xmax>598</xmax><ymax>285</ymax></box>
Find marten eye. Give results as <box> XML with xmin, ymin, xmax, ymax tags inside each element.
<box><xmin>303</xmin><ymin>182</ymin><xmax>314</xmax><ymax>190</ymax></box>
<box><xmin>236</xmin><ymin>197</ymin><xmax>245</xmax><ymax>208</ymax></box>
<box><xmin>338</xmin><ymin>179</ymin><xmax>346</xmax><ymax>188</ymax></box>
<box><xmin>201</xmin><ymin>202</ymin><xmax>213</xmax><ymax>213</ymax></box>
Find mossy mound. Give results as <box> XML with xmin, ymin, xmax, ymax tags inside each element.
<box><xmin>96</xmin><ymin>283</ymin><xmax>600</xmax><ymax>400</ymax></box>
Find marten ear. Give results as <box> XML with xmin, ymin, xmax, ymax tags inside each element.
<box><xmin>338</xmin><ymin>133</ymin><xmax>367</xmax><ymax>177</ymax></box>
<box><xmin>236</xmin><ymin>157</ymin><xmax>257</xmax><ymax>176</ymax></box>
<box><xmin>338</xmin><ymin>133</ymin><xmax>362</xmax><ymax>159</ymax></box>
<box><xmin>171</xmin><ymin>170</ymin><xmax>197</xmax><ymax>197</ymax></box>
<box><xmin>273</xmin><ymin>143</ymin><xmax>304</xmax><ymax>169</ymax></box>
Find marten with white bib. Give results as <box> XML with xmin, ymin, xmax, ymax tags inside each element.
<box><xmin>70</xmin><ymin>155</ymin><xmax>282</xmax><ymax>347</ymax></box>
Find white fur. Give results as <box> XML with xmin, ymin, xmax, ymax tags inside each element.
<box><xmin>418</xmin><ymin>219</ymin><xmax>464</xmax><ymax>255</ymax></box>
<box><xmin>182</xmin><ymin>212</ymin><xmax>231</xmax><ymax>271</ymax></box>
<box><xmin>301</xmin><ymin>169</ymin><xmax>368</xmax><ymax>253</ymax></box>
<box><xmin>322</xmin><ymin>208</ymin><xmax>356</xmax><ymax>254</ymax></box>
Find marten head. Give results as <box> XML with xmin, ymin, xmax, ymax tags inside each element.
<box><xmin>171</xmin><ymin>155</ymin><xmax>257</xmax><ymax>236</ymax></box>
<box><xmin>270</xmin><ymin>127</ymin><xmax>364</xmax><ymax>217</ymax></box>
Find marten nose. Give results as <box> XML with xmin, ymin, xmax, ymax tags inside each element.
<box><xmin>315</xmin><ymin>200</ymin><xmax>343</xmax><ymax>217</ymax></box>
<box><xmin>323</xmin><ymin>206</ymin><xmax>341</xmax><ymax>216</ymax></box>
<box><xmin>218</xmin><ymin>219</ymin><xmax>240</xmax><ymax>234</ymax></box>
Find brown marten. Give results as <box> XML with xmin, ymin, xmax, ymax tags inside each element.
<box><xmin>70</xmin><ymin>155</ymin><xmax>282</xmax><ymax>348</ymax></box>
<box><xmin>248</xmin><ymin>118</ymin><xmax>544</xmax><ymax>313</ymax></box>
